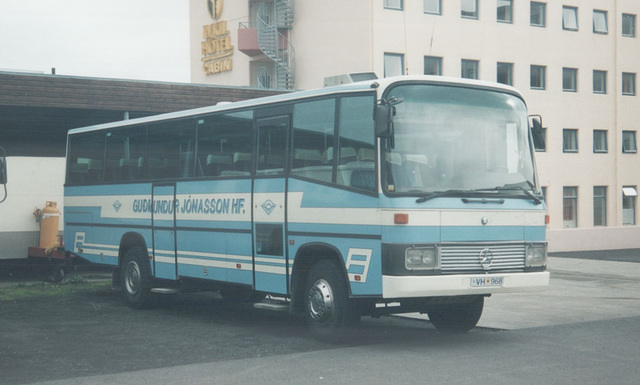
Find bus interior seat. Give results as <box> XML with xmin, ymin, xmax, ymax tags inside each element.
<box><xmin>233</xmin><ymin>152</ymin><xmax>252</xmax><ymax>172</ymax></box>
<box><xmin>293</xmin><ymin>148</ymin><xmax>323</xmax><ymax>169</ymax></box>
<box><xmin>339</xmin><ymin>147</ymin><xmax>357</xmax><ymax>164</ymax></box>
<box><xmin>357</xmin><ymin>148</ymin><xmax>375</xmax><ymax>162</ymax></box>
<box><xmin>403</xmin><ymin>154</ymin><xmax>435</xmax><ymax>188</ymax></box>
<box><xmin>119</xmin><ymin>158</ymin><xmax>143</xmax><ymax>180</ymax></box>
<box><xmin>350</xmin><ymin>169</ymin><xmax>376</xmax><ymax>191</ymax></box>
<box><xmin>385</xmin><ymin>152</ymin><xmax>408</xmax><ymax>190</ymax></box>
<box><xmin>206</xmin><ymin>153</ymin><xmax>233</xmax><ymax>176</ymax></box>
<box><xmin>69</xmin><ymin>162</ymin><xmax>89</xmax><ymax>184</ymax></box>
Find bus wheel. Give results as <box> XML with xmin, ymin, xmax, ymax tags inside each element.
<box><xmin>427</xmin><ymin>296</ymin><xmax>484</xmax><ymax>333</ymax></box>
<box><xmin>121</xmin><ymin>248</ymin><xmax>152</xmax><ymax>308</ymax></box>
<box><xmin>304</xmin><ymin>260</ymin><xmax>357</xmax><ymax>341</ymax></box>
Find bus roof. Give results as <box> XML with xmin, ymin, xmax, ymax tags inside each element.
<box><xmin>67</xmin><ymin>75</ymin><xmax>524</xmax><ymax>135</ymax></box>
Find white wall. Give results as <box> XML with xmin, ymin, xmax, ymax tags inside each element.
<box><xmin>0</xmin><ymin>157</ymin><xmax>65</xmax><ymax>259</ymax></box>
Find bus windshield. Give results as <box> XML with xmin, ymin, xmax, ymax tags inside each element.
<box><xmin>383</xmin><ymin>84</ymin><xmax>536</xmax><ymax>196</ymax></box>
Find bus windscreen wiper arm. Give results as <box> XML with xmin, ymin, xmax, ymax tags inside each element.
<box><xmin>492</xmin><ymin>185</ymin><xmax>542</xmax><ymax>205</ymax></box>
<box><xmin>416</xmin><ymin>190</ymin><xmax>474</xmax><ymax>203</ymax></box>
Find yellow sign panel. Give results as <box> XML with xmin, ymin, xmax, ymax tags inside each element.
<box><xmin>201</xmin><ymin>20</ymin><xmax>233</xmax><ymax>76</ymax></box>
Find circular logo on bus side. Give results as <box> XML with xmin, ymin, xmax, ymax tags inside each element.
<box><xmin>478</xmin><ymin>248</ymin><xmax>494</xmax><ymax>270</ymax></box>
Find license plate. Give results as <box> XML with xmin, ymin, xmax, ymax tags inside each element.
<box><xmin>471</xmin><ymin>276</ymin><xmax>504</xmax><ymax>287</ymax></box>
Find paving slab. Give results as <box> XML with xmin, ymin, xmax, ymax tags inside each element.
<box><xmin>404</xmin><ymin>256</ymin><xmax>640</xmax><ymax>330</ymax></box>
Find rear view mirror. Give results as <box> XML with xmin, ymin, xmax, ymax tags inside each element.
<box><xmin>529</xmin><ymin>115</ymin><xmax>545</xmax><ymax>151</ymax></box>
<box><xmin>0</xmin><ymin>146</ymin><xmax>6</xmax><ymax>185</ymax></box>
<box><xmin>374</xmin><ymin>104</ymin><xmax>392</xmax><ymax>138</ymax></box>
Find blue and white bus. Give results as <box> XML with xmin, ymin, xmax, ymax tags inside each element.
<box><xmin>64</xmin><ymin>76</ymin><xmax>549</xmax><ymax>338</ymax></box>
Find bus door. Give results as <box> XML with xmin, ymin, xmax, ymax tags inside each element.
<box><xmin>252</xmin><ymin>115</ymin><xmax>289</xmax><ymax>294</ymax></box>
<box><xmin>152</xmin><ymin>183</ymin><xmax>178</xmax><ymax>280</ymax></box>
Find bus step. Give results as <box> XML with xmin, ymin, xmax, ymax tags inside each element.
<box><xmin>254</xmin><ymin>300</ymin><xmax>289</xmax><ymax>312</ymax></box>
<box><xmin>151</xmin><ymin>287</ymin><xmax>179</xmax><ymax>294</ymax></box>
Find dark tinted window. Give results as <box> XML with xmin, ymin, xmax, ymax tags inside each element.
<box><xmin>104</xmin><ymin>127</ymin><xmax>147</xmax><ymax>183</ymax></box>
<box><xmin>67</xmin><ymin>131</ymin><xmax>105</xmax><ymax>185</ymax></box>
<box><xmin>146</xmin><ymin>119</ymin><xmax>197</xmax><ymax>180</ymax></box>
<box><xmin>196</xmin><ymin>111</ymin><xmax>254</xmax><ymax>177</ymax></box>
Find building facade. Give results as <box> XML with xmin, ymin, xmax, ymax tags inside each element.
<box><xmin>189</xmin><ymin>0</ymin><xmax>640</xmax><ymax>252</ymax></box>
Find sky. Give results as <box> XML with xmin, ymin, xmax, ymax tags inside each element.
<box><xmin>0</xmin><ymin>0</ymin><xmax>190</xmax><ymax>82</ymax></box>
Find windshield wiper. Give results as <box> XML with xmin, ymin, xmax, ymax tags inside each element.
<box><xmin>416</xmin><ymin>189</ymin><xmax>478</xmax><ymax>203</ymax></box>
<box><xmin>416</xmin><ymin>185</ymin><xmax>543</xmax><ymax>205</ymax></box>
<box><xmin>491</xmin><ymin>184</ymin><xmax>542</xmax><ymax>205</ymax></box>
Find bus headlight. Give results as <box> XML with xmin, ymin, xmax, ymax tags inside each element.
<box><xmin>525</xmin><ymin>243</ymin><xmax>547</xmax><ymax>269</ymax></box>
<box><xmin>405</xmin><ymin>246</ymin><xmax>440</xmax><ymax>270</ymax></box>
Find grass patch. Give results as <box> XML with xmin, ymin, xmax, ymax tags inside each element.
<box><xmin>0</xmin><ymin>280</ymin><xmax>110</xmax><ymax>302</ymax></box>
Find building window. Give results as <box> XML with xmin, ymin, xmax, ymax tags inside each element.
<box><xmin>563</xmin><ymin>68</ymin><xmax>577</xmax><ymax>92</ymax></box>
<box><xmin>531</xmin><ymin>2</ymin><xmax>546</xmax><ymax>27</ymax></box>
<box><xmin>623</xmin><ymin>187</ymin><xmax>637</xmax><ymax>225</ymax></box>
<box><xmin>497</xmin><ymin>62</ymin><xmax>513</xmax><ymax>85</ymax></box>
<box><xmin>424</xmin><ymin>0</ymin><xmax>441</xmax><ymax>14</ymax></box>
<box><xmin>622</xmin><ymin>14</ymin><xmax>636</xmax><ymax>37</ymax></box>
<box><xmin>384</xmin><ymin>0</ymin><xmax>403</xmax><ymax>10</ymax></box>
<box><xmin>530</xmin><ymin>65</ymin><xmax>546</xmax><ymax>90</ymax></box>
<box><xmin>593</xmin><ymin>130</ymin><xmax>608</xmax><ymax>153</ymax></box>
<box><xmin>622</xmin><ymin>131</ymin><xmax>637</xmax><ymax>153</ymax></box>
<box><xmin>461</xmin><ymin>59</ymin><xmax>479</xmax><ymax>79</ymax></box>
<box><xmin>563</xmin><ymin>129</ymin><xmax>578</xmax><ymax>153</ymax></box>
<box><xmin>461</xmin><ymin>0</ymin><xmax>478</xmax><ymax>19</ymax></box>
<box><xmin>593</xmin><ymin>186</ymin><xmax>607</xmax><ymax>227</ymax></box>
<box><xmin>593</xmin><ymin>10</ymin><xmax>608</xmax><ymax>34</ymax></box>
<box><xmin>562</xmin><ymin>6</ymin><xmax>578</xmax><ymax>31</ymax></box>
<box><xmin>593</xmin><ymin>70</ymin><xmax>607</xmax><ymax>94</ymax></box>
<box><xmin>622</xmin><ymin>73</ymin><xmax>636</xmax><ymax>96</ymax></box>
<box><xmin>424</xmin><ymin>56</ymin><xmax>442</xmax><ymax>75</ymax></box>
<box><xmin>384</xmin><ymin>53</ymin><xmax>404</xmax><ymax>77</ymax></box>
<box><xmin>497</xmin><ymin>0</ymin><xmax>513</xmax><ymax>23</ymax></box>
<box><xmin>563</xmin><ymin>187</ymin><xmax>578</xmax><ymax>228</ymax></box>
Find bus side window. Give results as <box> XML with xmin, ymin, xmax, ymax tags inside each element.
<box><xmin>291</xmin><ymin>98</ymin><xmax>335</xmax><ymax>183</ymax></box>
<box><xmin>66</xmin><ymin>132</ymin><xmax>105</xmax><ymax>185</ymax></box>
<box><xmin>147</xmin><ymin>119</ymin><xmax>197</xmax><ymax>180</ymax></box>
<box><xmin>337</xmin><ymin>95</ymin><xmax>376</xmax><ymax>192</ymax></box>
<box><xmin>196</xmin><ymin>111</ymin><xmax>253</xmax><ymax>178</ymax></box>
<box><xmin>257</xmin><ymin>123</ymin><xmax>288</xmax><ymax>175</ymax></box>
<box><xmin>104</xmin><ymin>128</ymin><xmax>146</xmax><ymax>183</ymax></box>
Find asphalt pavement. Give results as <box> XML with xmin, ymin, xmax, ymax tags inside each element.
<box><xmin>2</xmin><ymin>249</ymin><xmax>639</xmax><ymax>385</ymax></box>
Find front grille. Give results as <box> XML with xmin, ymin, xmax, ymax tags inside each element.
<box><xmin>440</xmin><ymin>243</ymin><xmax>526</xmax><ymax>274</ymax></box>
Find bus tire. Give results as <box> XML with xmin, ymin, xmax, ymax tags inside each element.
<box><xmin>304</xmin><ymin>260</ymin><xmax>358</xmax><ymax>341</ymax></box>
<box><xmin>427</xmin><ymin>296</ymin><xmax>484</xmax><ymax>333</ymax></box>
<box><xmin>121</xmin><ymin>247</ymin><xmax>152</xmax><ymax>308</ymax></box>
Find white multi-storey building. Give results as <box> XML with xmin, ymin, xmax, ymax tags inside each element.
<box><xmin>190</xmin><ymin>0</ymin><xmax>640</xmax><ymax>252</ymax></box>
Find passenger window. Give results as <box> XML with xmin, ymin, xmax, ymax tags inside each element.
<box><xmin>337</xmin><ymin>95</ymin><xmax>376</xmax><ymax>191</ymax></box>
<box><xmin>257</xmin><ymin>116</ymin><xmax>288</xmax><ymax>175</ymax></box>
<box><xmin>292</xmin><ymin>98</ymin><xmax>335</xmax><ymax>183</ymax></box>
<box><xmin>147</xmin><ymin>119</ymin><xmax>197</xmax><ymax>180</ymax></box>
<box><xmin>66</xmin><ymin>132</ymin><xmax>105</xmax><ymax>185</ymax></box>
<box><xmin>196</xmin><ymin>111</ymin><xmax>254</xmax><ymax>177</ymax></box>
<box><xmin>104</xmin><ymin>127</ymin><xmax>147</xmax><ymax>183</ymax></box>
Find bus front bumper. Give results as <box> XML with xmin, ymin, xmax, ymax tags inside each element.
<box><xmin>382</xmin><ymin>271</ymin><xmax>550</xmax><ymax>299</ymax></box>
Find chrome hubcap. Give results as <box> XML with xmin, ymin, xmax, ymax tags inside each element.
<box><xmin>308</xmin><ymin>279</ymin><xmax>334</xmax><ymax>323</ymax></box>
<box><xmin>124</xmin><ymin>260</ymin><xmax>141</xmax><ymax>295</ymax></box>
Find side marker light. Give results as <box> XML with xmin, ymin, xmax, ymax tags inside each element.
<box><xmin>394</xmin><ymin>213</ymin><xmax>409</xmax><ymax>224</ymax></box>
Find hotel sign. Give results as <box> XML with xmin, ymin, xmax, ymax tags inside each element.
<box><xmin>202</xmin><ymin>0</ymin><xmax>233</xmax><ymax>75</ymax></box>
